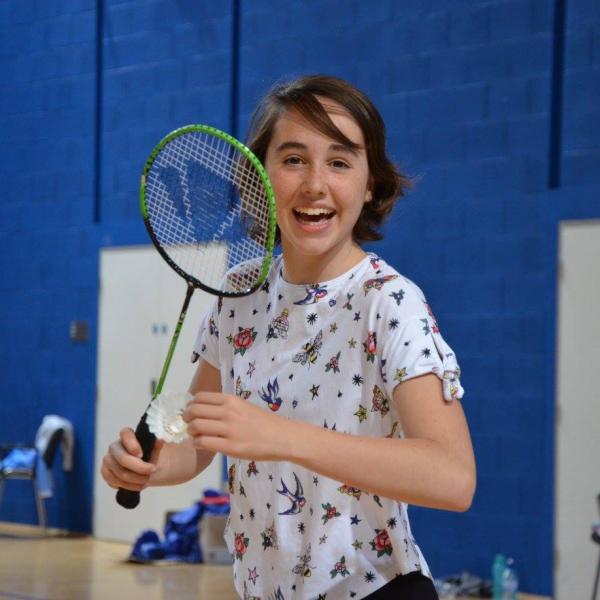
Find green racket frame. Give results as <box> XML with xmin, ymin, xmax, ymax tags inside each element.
<box><xmin>140</xmin><ymin>124</ymin><xmax>277</xmax><ymax>298</ymax></box>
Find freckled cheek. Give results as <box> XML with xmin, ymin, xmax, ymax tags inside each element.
<box><xmin>270</xmin><ymin>177</ymin><xmax>296</xmax><ymax>209</ymax></box>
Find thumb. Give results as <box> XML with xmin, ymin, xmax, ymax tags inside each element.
<box><xmin>150</xmin><ymin>438</ymin><xmax>165</xmax><ymax>465</ymax></box>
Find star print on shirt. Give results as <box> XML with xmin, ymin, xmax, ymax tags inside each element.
<box><xmin>350</xmin><ymin>514</ymin><xmax>361</xmax><ymax>525</ymax></box>
<box><xmin>352</xmin><ymin>539</ymin><xmax>363</xmax><ymax>550</ymax></box>
<box><xmin>352</xmin><ymin>374</ymin><xmax>364</xmax><ymax>386</ymax></box>
<box><xmin>348</xmin><ymin>338</ymin><xmax>357</xmax><ymax>348</ymax></box>
<box><xmin>353</xmin><ymin>312</ymin><xmax>361</xmax><ymax>322</ymax></box>
<box><xmin>310</xmin><ymin>384</ymin><xmax>320</xmax><ymax>399</ymax></box>
<box><xmin>248</xmin><ymin>567</ymin><xmax>259</xmax><ymax>584</ymax></box>
<box><xmin>364</xmin><ymin>571</ymin><xmax>376</xmax><ymax>583</ymax></box>
<box><xmin>354</xmin><ymin>405</ymin><xmax>367</xmax><ymax>422</ymax></box>
<box><xmin>329</xmin><ymin>322</ymin><xmax>338</xmax><ymax>333</ymax></box>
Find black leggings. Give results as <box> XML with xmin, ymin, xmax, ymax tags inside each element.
<box><xmin>362</xmin><ymin>571</ymin><xmax>439</xmax><ymax>600</ymax></box>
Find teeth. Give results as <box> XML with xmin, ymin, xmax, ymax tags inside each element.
<box><xmin>295</xmin><ymin>207</ymin><xmax>333</xmax><ymax>216</ymax></box>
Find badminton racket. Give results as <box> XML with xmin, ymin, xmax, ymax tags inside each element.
<box><xmin>116</xmin><ymin>124</ymin><xmax>276</xmax><ymax>509</ymax></box>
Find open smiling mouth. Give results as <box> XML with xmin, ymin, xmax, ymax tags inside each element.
<box><xmin>293</xmin><ymin>208</ymin><xmax>336</xmax><ymax>224</ymax></box>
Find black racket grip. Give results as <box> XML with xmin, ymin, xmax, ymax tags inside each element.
<box><xmin>115</xmin><ymin>414</ymin><xmax>157</xmax><ymax>509</ymax></box>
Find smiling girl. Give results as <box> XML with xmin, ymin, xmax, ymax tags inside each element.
<box><xmin>101</xmin><ymin>75</ymin><xmax>476</xmax><ymax>600</ymax></box>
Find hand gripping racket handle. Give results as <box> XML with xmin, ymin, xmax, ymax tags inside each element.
<box><xmin>116</xmin><ymin>414</ymin><xmax>156</xmax><ymax>509</ymax></box>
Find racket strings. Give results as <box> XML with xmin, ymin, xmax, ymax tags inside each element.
<box><xmin>145</xmin><ymin>131</ymin><xmax>272</xmax><ymax>294</ymax></box>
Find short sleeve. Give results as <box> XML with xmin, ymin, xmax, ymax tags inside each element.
<box><xmin>191</xmin><ymin>296</ymin><xmax>220</xmax><ymax>370</ymax></box>
<box><xmin>380</xmin><ymin>313</ymin><xmax>464</xmax><ymax>403</ymax></box>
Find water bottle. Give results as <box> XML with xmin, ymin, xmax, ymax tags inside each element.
<box><xmin>501</xmin><ymin>557</ymin><xmax>519</xmax><ymax>600</ymax></box>
<box><xmin>492</xmin><ymin>554</ymin><xmax>506</xmax><ymax>600</ymax></box>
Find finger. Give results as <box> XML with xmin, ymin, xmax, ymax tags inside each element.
<box><xmin>182</xmin><ymin>403</ymin><xmax>224</xmax><ymax>423</ymax></box>
<box><xmin>119</xmin><ymin>427</ymin><xmax>142</xmax><ymax>458</ymax></box>
<box><xmin>102</xmin><ymin>453</ymin><xmax>150</xmax><ymax>488</ymax></box>
<box><xmin>110</xmin><ymin>441</ymin><xmax>156</xmax><ymax>475</ymax></box>
<box><xmin>101</xmin><ymin>463</ymin><xmax>145</xmax><ymax>491</ymax></box>
<box><xmin>191</xmin><ymin>435</ymin><xmax>227</xmax><ymax>454</ymax></box>
<box><xmin>186</xmin><ymin>418</ymin><xmax>228</xmax><ymax>438</ymax></box>
<box><xmin>188</xmin><ymin>392</ymin><xmax>224</xmax><ymax>406</ymax></box>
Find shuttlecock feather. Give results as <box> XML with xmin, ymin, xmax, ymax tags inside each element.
<box><xmin>146</xmin><ymin>391</ymin><xmax>191</xmax><ymax>443</ymax></box>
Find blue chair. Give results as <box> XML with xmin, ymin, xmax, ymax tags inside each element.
<box><xmin>0</xmin><ymin>427</ymin><xmax>64</xmax><ymax>530</ymax></box>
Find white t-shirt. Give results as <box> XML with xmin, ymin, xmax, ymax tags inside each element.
<box><xmin>193</xmin><ymin>253</ymin><xmax>463</xmax><ymax>599</ymax></box>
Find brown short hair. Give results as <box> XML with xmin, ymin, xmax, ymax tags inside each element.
<box><xmin>245</xmin><ymin>74</ymin><xmax>411</xmax><ymax>243</ymax></box>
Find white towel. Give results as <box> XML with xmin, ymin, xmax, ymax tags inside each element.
<box><xmin>34</xmin><ymin>415</ymin><xmax>74</xmax><ymax>498</ymax></box>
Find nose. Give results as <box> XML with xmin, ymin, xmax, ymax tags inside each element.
<box><xmin>300</xmin><ymin>164</ymin><xmax>326</xmax><ymax>198</ymax></box>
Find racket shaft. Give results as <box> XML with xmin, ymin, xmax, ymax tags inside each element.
<box><xmin>115</xmin><ymin>283</ymin><xmax>195</xmax><ymax>509</ymax></box>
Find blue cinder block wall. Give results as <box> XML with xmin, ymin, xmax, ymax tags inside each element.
<box><xmin>1</xmin><ymin>0</ymin><xmax>599</xmax><ymax>595</ymax></box>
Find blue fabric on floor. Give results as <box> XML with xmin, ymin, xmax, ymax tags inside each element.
<box><xmin>128</xmin><ymin>488</ymin><xmax>230</xmax><ymax>564</ymax></box>
<box><xmin>129</xmin><ymin>530</ymin><xmax>165</xmax><ymax>562</ymax></box>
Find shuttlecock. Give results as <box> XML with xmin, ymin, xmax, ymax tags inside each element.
<box><xmin>146</xmin><ymin>391</ymin><xmax>191</xmax><ymax>443</ymax></box>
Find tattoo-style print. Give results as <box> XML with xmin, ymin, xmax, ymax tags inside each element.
<box><xmin>370</xmin><ymin>529</ymin><xmax>393</xmax><ymax>558</ymax></box>
<box><xmin>234</xmin><ymin>531</ymin><xmax>250</xmax><ymax>560</ymax></box>
<box><xmin>277</xmin><ymin>472</ymin><xmax>306</xmax><ymax>515</ymax></box>
<box><xmin>292</xmin><ymin>330</ymin><xmax>323</xmax><ymax>366</ymax></box>
<box><xmin>259</xmin><ymin>378</ymin><xmax>282</xmax><ymax>412</ymax></box>
<box><xmin>362</xmin><ymin>274</ymin><xmax>398</xmax><ymax>295</ymax></box>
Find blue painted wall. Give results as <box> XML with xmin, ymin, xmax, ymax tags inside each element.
<box><xmin>1</xmin><ymin>0</ymin><xmax>599</xmax><ymax>595</ymax></box>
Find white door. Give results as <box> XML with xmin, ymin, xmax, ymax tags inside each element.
<box><xmin>93</xmin><ymin>246</ymin><xmax>226</xmax><ymax>542</ymax></box>
<box><xmin>555</xmin><ymin>220</ymin><xmax>600</xmax><ymax>598</ymax></box>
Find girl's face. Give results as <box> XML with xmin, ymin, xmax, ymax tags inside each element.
<box><xmin>264</xmin><ymin>100</ymin><xmax>372</xmax><ymax>271</ymax></box>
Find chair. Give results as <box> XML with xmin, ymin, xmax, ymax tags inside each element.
<box><xmin>0</xmin><ymin>428</ymin><xmax>64</xmax><ymax>531</ymax></box>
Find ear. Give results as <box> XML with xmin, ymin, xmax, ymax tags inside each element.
<box><xmin>365</xmin><ymin>176</ymin><xmax>374</xmax><ymax>203</ymax></box>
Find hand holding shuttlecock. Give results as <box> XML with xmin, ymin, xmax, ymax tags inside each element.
<box><xmin>146</xmin><ymin>391</ymin><xmax>191</xmax><ymax>443</ymax></box>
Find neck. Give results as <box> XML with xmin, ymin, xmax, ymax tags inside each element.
<box><xmin>281</xmin><ymin>243</ymin><xmax>367</xmax><ymax>284</ymax></box>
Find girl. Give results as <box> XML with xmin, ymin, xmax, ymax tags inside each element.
<box><xmin>101</xmin><ymin>75</ymin><xmax>476</xmax><ymax>600</ymax></box>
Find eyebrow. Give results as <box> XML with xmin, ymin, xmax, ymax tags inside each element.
<box><xmin>273</xmin><ymin>141</ymin><xmax>361</xmax><ymax>156</ymax></box>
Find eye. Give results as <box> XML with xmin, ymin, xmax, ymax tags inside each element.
<box><xmin>283</xmin><ymin>155</ymin><xmax>304</xmax><ymax>165</ymax></box>
<box><xmin>330</xmin><ymin>159</ymin><xmax>351</xmax><ymax>169</ymax></box>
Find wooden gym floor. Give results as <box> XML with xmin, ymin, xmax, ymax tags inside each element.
<box><xmin>0</xmin><ymin>522</ymin><xmax>550</xmax><ymax>600</ymax></box>
<box><xmin>0</xmin><ymin>522</ymin><xmax>237</xmax><ymax>600</ymax></box>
